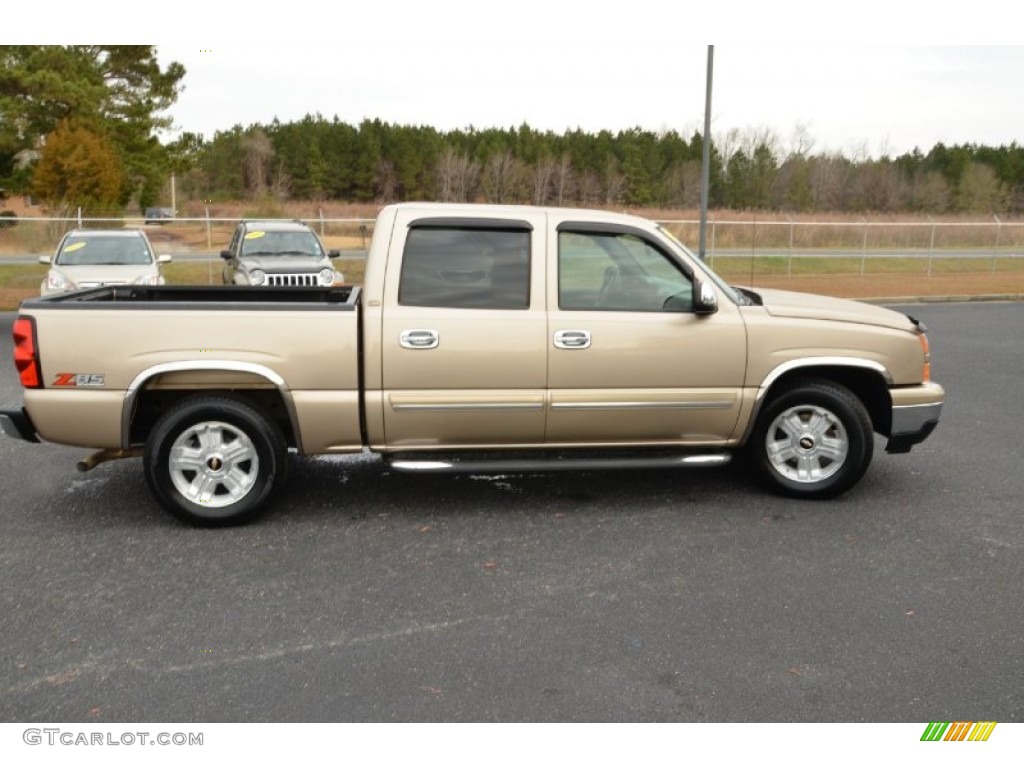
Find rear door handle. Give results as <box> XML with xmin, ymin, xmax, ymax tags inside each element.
<box><xmin>400</xmin><ymin>329</ymin><xmax>439</xmax><ymax>349</ymax></box>
<box><xmin>553</xmin><ymin>330</ymin><xmax>591</xmax><ymax>349</ymax></box>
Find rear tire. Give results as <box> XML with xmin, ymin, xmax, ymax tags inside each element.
<box><xmin>750</xmin><ymin>379</ymin><xmax>873</xmax><ymax>499</ymax></box>
<box><xmin>144</xmin><ymin>396</ymin><xmax>287</xmax><ymax>526</ymax></box>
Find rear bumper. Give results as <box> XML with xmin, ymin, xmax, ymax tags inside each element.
<box><xmin>886</xmin><ymin>383</ymin><xmax>944</xmax><ymax>454</ymax></box>
<box><xmin>0</xmin><ymin>401</ymin><xmax>39</xmax><ymax>443</ymax></box>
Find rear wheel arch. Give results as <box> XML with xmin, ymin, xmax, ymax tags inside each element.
<box><xmin>130</xmin><ymin>387</ymin><xmax>298</xmax><ymax>449</ymax></box>
<box><xmin>122</xmin><ymin>364</ymin><xmax>301</xmax><ymax>449</ymax></box>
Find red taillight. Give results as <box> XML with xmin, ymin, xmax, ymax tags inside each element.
<box><xmin>13</xmin><ymin>316</ymin><xmax>41</xmax><ymax>389</ymax></box>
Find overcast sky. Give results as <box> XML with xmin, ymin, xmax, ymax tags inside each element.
<box><xmin>23</xmin><ymin>1</ymin><xmax>1024</xmax><ymax>159</ymax></box>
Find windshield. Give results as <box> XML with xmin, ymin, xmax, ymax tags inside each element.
<box><xmin>241</xmin><ymin>230</ymin><xmax>324</xmax><ymax>258</ymax></box>
<box><xmin>655</xmin><ymin>225</ymin><xmax>750</xmax><ymax>305</ymax></box>
<box><xmin>56</xmin><ymin>235</ymin><xmax>154</xmax><ymax>266</ymax></box>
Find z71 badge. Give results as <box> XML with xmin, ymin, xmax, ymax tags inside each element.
<box><xmin>52</xmin><ymin>373</ymin><xmax>106</xmax><ymax>388</ymax></box>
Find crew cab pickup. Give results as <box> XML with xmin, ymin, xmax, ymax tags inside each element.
<box><xmin>2</xmin><ymin>203</ymin><xmax>944</xmax><ymax>525</ymax></box>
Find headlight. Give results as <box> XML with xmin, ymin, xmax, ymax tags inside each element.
<box><xmin>319</xmin><ymin>268</ymin><xmax>336</xmax><ymax>286</ymax></box>
<box><xmin>249</xmin><ymin>269</ymin><xmax>266</xmax><ymax>286</ymax></box>
<box><xmin>133</xmin><ymin>274</ymin><xmax>160</xmax><ymax>285</ymax></box>
<box><xmin>46</xmin><ymin>270</ymin><xmax>70</xmax><ymax>291</ymax></box>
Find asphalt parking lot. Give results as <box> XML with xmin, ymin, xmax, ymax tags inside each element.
<box><xmin>0</xmin><ymin>303</ymin><xmax>1021</xmax><ymax>723</ymax></box>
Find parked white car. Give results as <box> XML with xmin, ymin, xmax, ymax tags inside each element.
<box><xmin>40</xmin><ymin>229</ymin><xmax>171</xmax><ymax>295</ymax></box>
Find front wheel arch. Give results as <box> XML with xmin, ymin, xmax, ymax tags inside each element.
<box><xmin>748</xmin><ymin>378</ymin><xmax>874</xmax><ymax>499</ymax></box>
<box><xmin>752</xmin><ymin>364</ymin><xmax>892</xmax><ymax>438</ymax></box>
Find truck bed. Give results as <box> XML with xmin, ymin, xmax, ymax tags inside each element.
<box><xmin>16</xmin><ymin>284</ymin><xmax>364</xmax><ymax>454</ymax></box>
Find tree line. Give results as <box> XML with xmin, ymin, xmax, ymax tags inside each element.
<box><xmin>3</xmin><ymin>46</ymin><xmax>1023</xmax><ymax>216</ymax></box>
<box><xmin>171</xmin><ymin>117</ymin><xmax>1024</xmax><ymax>215</ymax></box>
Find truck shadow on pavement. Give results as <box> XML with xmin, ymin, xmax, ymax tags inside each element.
<box><xmin>38</xmin><ymin>451</ymin><xmax>774</xmax><ymax>530</ymax></box>
<box><xmin>274</xmin><ymin>452</ymin><xmax>763</xmax><ymax>522</ymax></box>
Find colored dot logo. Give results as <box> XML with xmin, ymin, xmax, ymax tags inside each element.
<box><xmin>921</xmin><ymin>722</ymin><xmax>997</xmax><ymax>742</ymax></box>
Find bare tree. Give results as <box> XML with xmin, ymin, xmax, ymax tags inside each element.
<box><xmin>482</xmin><ymin>150</ymin><xmax>525</xmax><ymax>203</ymax></box>
<box><xmin>666</xmin><ymin>161</ymin><xmax>702</xmax><ymax>208</ymax></box>
<box><xmin>270</xmin><ymin>159</ymin><xmax>291</xmax><ymax>201</ymax></box>
<box><xmin>809</xmin><ymin>154</ymin><xmax>853</xmax><ymax>210</ymax></box>
<box><xmin>715</xmin><ymin>127</ymin><xmax>741</xmax><ymax>171</ymax></box>
<box><xmin>376</xmin><ymin>158</ymin><xmax>399</xmax><ymax>203</ymax></box>
<box><xmin>455</xmin><ymin>154</ymin><xmax>481</xmax><ymax>202</ymax></box>
<box><xmin>908</xmin><ymin>170</ymin><xmax>951</xmax><ymax>213</ymax></box>
<box><xmin>853</xmin><ymin>161</ymin><xmax>905</xmax><ymax>212</ymax></box>
<box><xmin>552</xmin><ymin>153</ymin><xmax>576</xmax><ymax>205</ymax></box>
<box><xmin>788</xmin><ymin>121</ymin><xmax>816</xmax><ymax>158</ymax></box>
<box><xmin>435</xmin><ymin>147</ymin><xmax>480</xmax><ymax>203</ymax></box>
<box><xmin>604</xmin><ymin>158</ymin><xmax>625</xmax><ymax>205</ymax></box>
<box><xmin>532</xmin><ymin>155</ymin><xmax>556</xmax><ymax>205</ymax></box>
<box><xmin>242</xmin><ymin>128</ymin><xmax>274</xmax><ymax>197</ymax></box>
<box><xmin>578</xmin><ymin>170</ymin><xmax>604</xmax><ymax>206</ymax></box>
<box><xmin>739</xmin><ymin>125</ymin><xmax>781</xmax><ymax>163</ymax></box>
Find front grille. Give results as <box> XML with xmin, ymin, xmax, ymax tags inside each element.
<box><xmin>265</xmin><ymin>273</ymin><xmax>318</xmax><ymax>287</ymax></box>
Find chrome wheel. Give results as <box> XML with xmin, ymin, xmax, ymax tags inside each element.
<box><xmin>752</xmin><ymin>380</ymin><xmax>872</xmax><ymax>499</ymax></box>
<box><xmin>168</xmin><ymin>420</ymin><xmax>260</xmax><ymax>508</ymax></box>
<box><xmin>145</xmin><ymin>396</ymin><xmax>287</xmax><ymax>526</ymax></box>
<box><xmin>764</xmin><ymin>404</ymin><xmax>849</xmax><ymax>484</ymax></box>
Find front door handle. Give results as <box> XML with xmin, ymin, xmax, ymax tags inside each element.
<box><xmin>400</xmin><ymin>329</ymin><xmax>439</xmax><ymax>349</ymax></box>
<box><xmin>553</xmin><ymin>329</ymin><xmax>591</xmax><ymax>349</ymax></box>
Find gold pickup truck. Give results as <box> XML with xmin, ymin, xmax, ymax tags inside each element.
<box><xmin>1</xmin><ymin>203</ymin><xmax>943</xmax><ymax>525</ymax></box>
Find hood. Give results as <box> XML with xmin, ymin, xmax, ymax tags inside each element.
<box><xmin>53</xmin><ymin>263</ymin><xmax>159</xmax><ymax>286</ymax></box>
<box><xmin>749</xmin><ymin>287</ymin><xmax>915</xmax><ymax>331</ymax></box>
<box><xmin>240</xmin><ymin>255</ymin><xmax>328</xmax><ymax>272</ymax></box>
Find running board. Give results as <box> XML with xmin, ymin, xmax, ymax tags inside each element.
<box><xmin>386</xmin><ymin>451</ymin><xmax>731</xmax><ymax>474</ymax></box>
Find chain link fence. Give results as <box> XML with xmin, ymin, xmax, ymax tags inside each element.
<box><xmin>2</xmin><ymin>213</ymin><xmax>1023</xmax><ymax>289</ymax></box>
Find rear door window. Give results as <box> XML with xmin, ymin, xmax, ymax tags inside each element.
<box><xmin>399</xmin><ymin>227</ymin><xmax>530</xmax><ymax>309</ymax></box>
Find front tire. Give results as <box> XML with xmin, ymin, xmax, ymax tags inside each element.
<box><xmin>751</xmin><ymin>379</ymin><xmax>873</xmax><ymax>499</ymax></box>
<box><xmin>144</xmin><ymin>396</ymin><xmax>287</xmax><ymax>526</ymax></box>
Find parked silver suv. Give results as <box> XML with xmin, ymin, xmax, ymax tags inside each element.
<box><xmin>220</xmin><ymin>220</ymin><xmax>341</xmax><ymax>287</ymax></box>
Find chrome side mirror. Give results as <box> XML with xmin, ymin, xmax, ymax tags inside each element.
<box><xmin>694</xmin><ymin>280</ymin><xmax>718</xmax><ymax>315</ymax></box>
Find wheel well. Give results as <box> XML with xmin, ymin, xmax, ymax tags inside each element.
<box><xmin>758</xmin><ymin>367</ymin><xmax>892</xmax><ymax>437</ymax></box>
<box><xmin>129</xmin><ymin>388</ymin><xmax>297</xmax><ymax>448</ymax></box>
